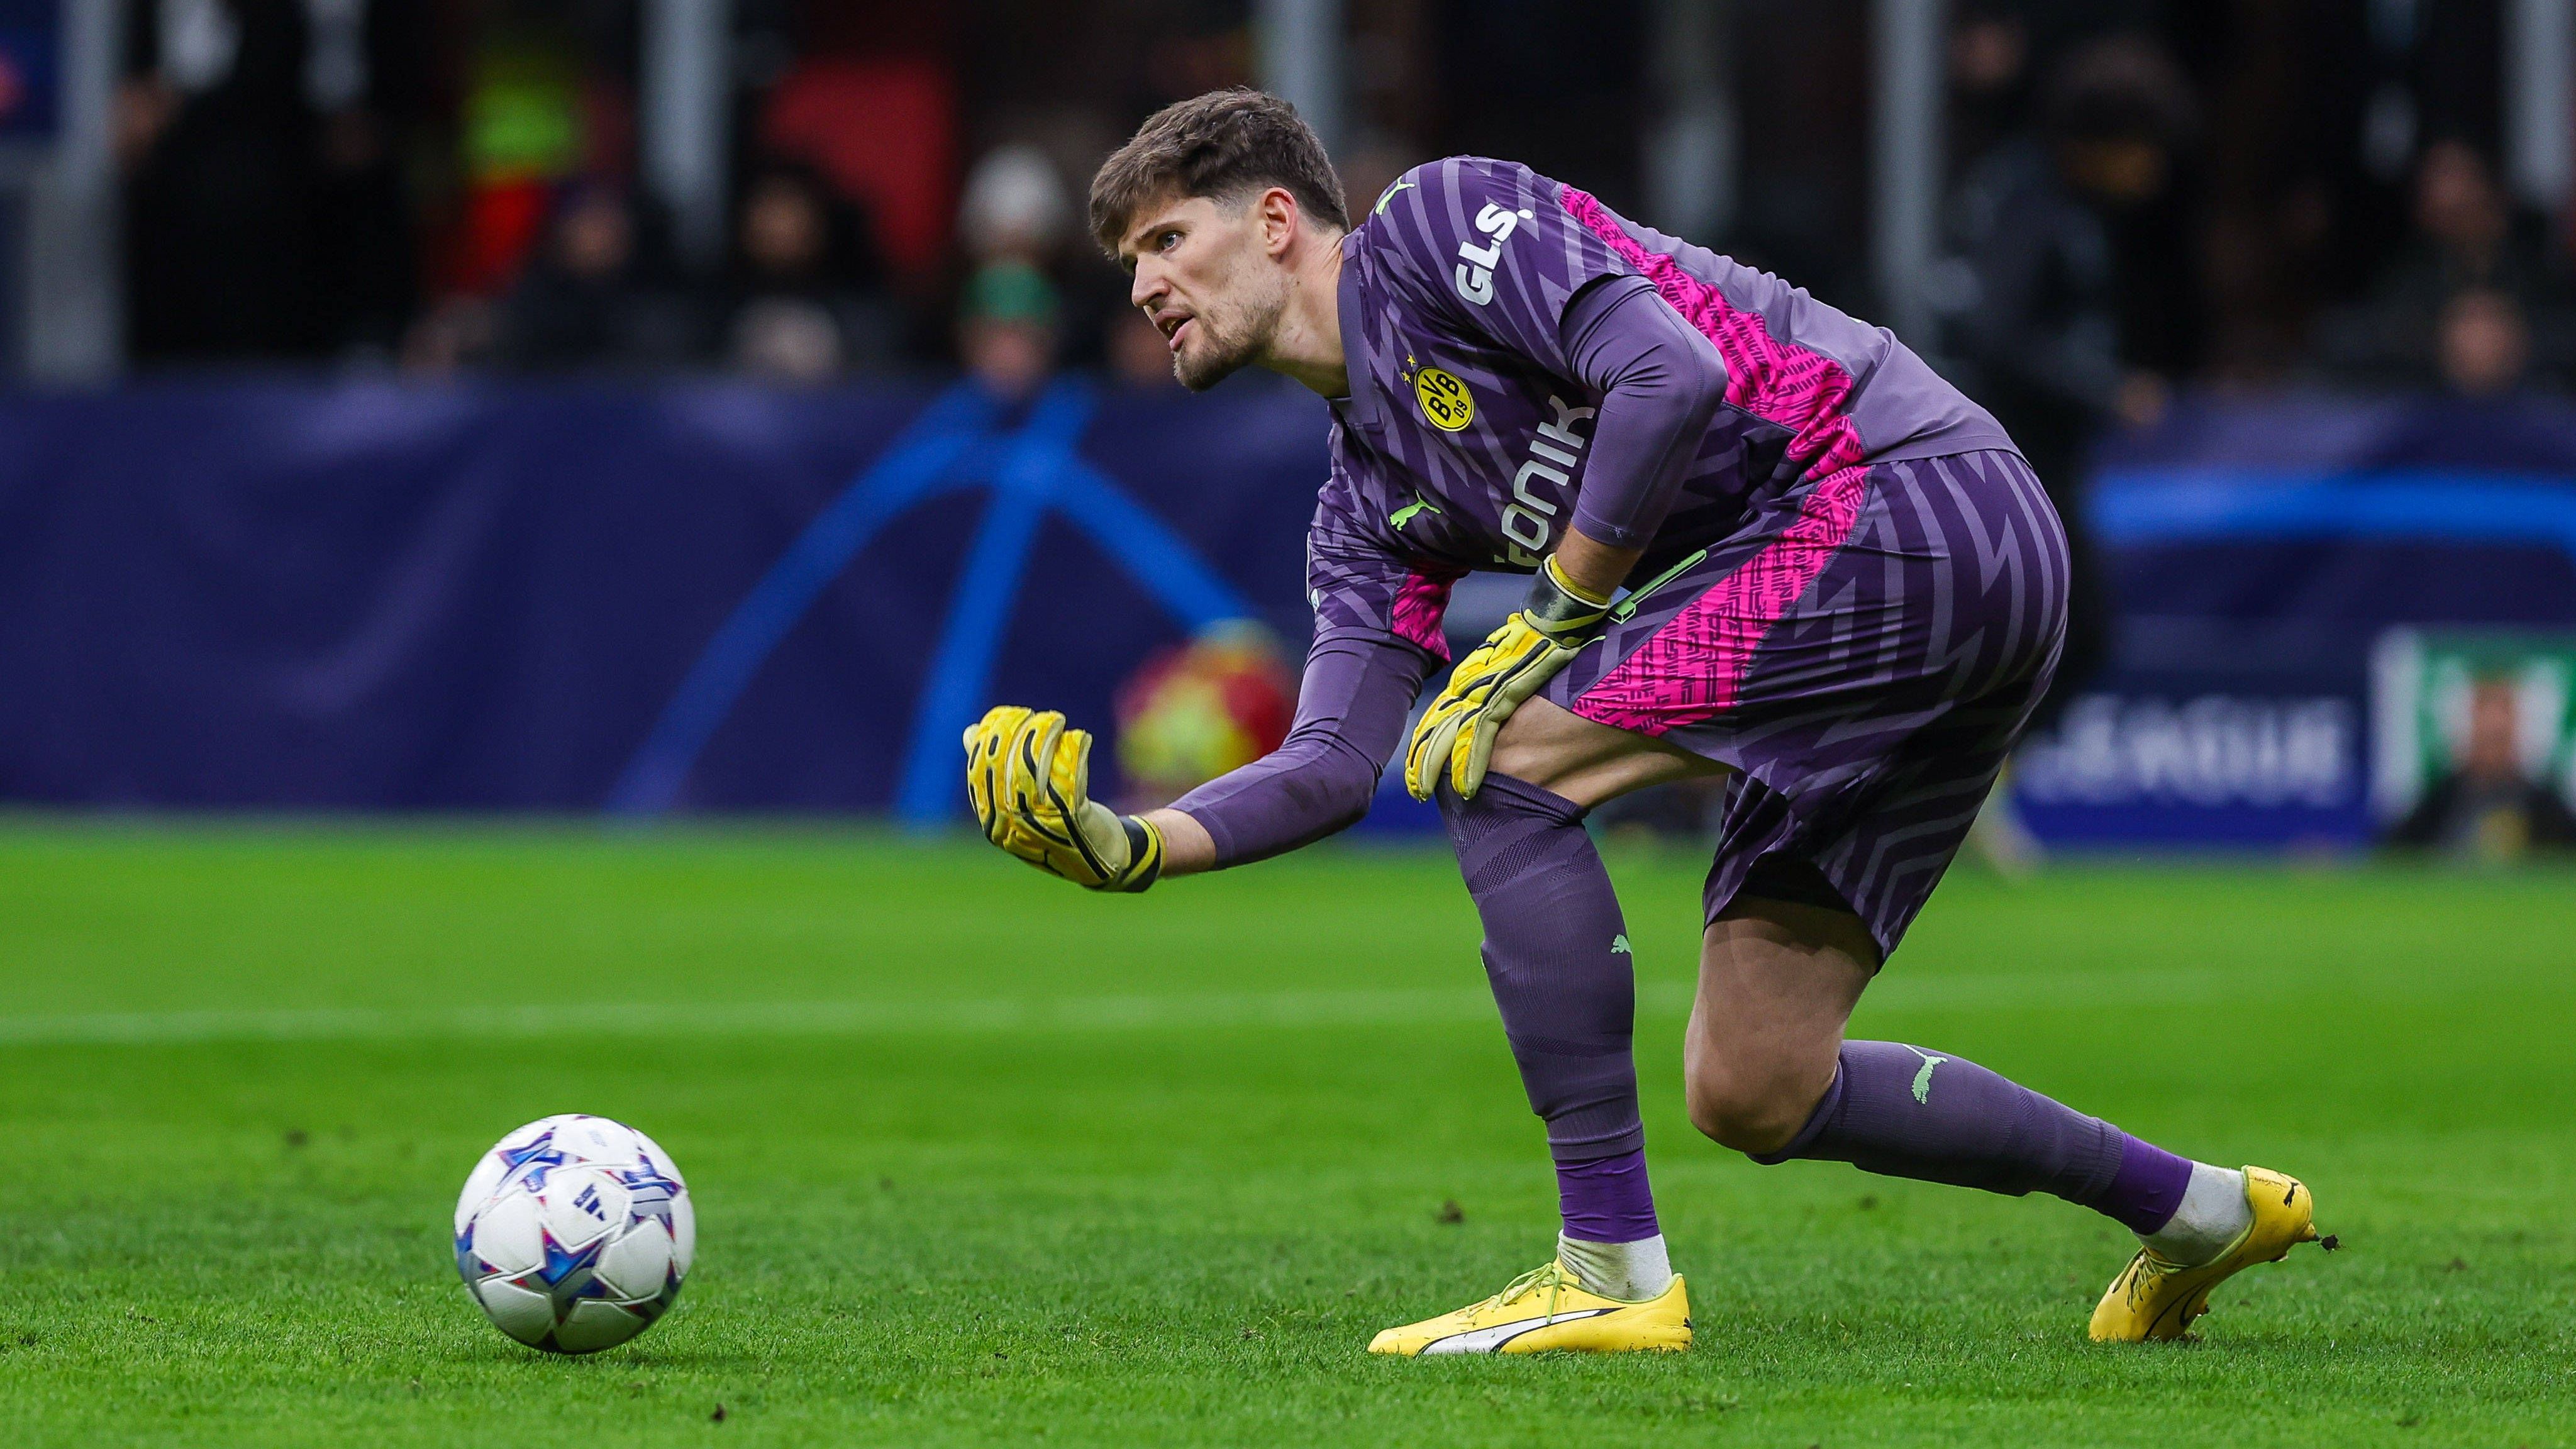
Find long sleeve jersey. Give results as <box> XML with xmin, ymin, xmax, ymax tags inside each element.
<box><xmin>1171</xmin><ymin>156</ymin><xmax>2014</xmax><ymax>865</ymax></box>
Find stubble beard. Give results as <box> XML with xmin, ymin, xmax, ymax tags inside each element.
<box><xmin>1174</xmin><ymin>280</ymin><xmax>1287</xmax><ymax>393</ymax></box>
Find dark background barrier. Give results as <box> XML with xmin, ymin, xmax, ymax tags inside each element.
<box><xmin>4</xmin><ymin>379</ymin><xmax>2573</xmax><ymax>845</ymax></box>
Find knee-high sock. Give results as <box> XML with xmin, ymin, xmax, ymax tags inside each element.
<box><xmin>1439</xmin><ymin>774</ymin><xmax>1658</xmax><ymax>1242</ymax></box>
<box><xmin>1757</xmin><ymin>1041</ymin><xmax>2192</xmax><ymax>1234</ymax></box>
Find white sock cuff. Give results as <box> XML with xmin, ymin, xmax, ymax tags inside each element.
<box><xmin>2140</xmin><ymin>1162</ymin><xmax>2253</xmax><ymax>1267</ymax></box>
<box><xmin>1557</xmin><ymin>1230</ymin><xmax>1674</xmax><ymax>1301</ymax></box>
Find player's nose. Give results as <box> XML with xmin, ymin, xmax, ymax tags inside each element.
<box><xmin>1130</xmin><ymin>265</ymin><xmax>1166</xmax><ymax>312</ymax></box>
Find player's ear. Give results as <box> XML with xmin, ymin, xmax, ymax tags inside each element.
<box><xmin>1258</xmin><ymin>187</ymin><xmax>1300</xmax><ymax>258</ymax></box>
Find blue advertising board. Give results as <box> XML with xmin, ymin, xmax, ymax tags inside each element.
<box><xmin>0</xmin><ymin>375</ymin><xmax>1326</xmax><ymax>813</ymax></box>
<box><xmin>3</xmin><ymin>379</ymin><xmax>2575</xmax><ymax>850</ymax></box>
<box><xmin>2015</xmin><ymin>395</ymin><xmax>2576</xmax><ymax>849</ymax></box>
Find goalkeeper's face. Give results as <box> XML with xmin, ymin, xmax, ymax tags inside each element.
<box><xmin>1119</xmin><ymin>192</ymin><xmax>1295</xmax><ymax>392</ymax></box>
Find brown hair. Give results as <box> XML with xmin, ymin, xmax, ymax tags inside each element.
<box><xmin>1089</xmin><ymin>88</ymin><xmax>1350</xmax><ymax>255</ymax></box>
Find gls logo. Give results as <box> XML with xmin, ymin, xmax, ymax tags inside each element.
<box><xmin>1499</xmin><ymin>395</ymin><xmax>1596</xmax><ymax>564</ymax></box>
<box><xmin>1455</xmin><ymin>203</ymin><xmax>1535</xmax><ymax>306</ymax></box>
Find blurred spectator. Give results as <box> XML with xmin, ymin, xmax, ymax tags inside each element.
<box><xmin>1946</xmin><ymin>3</ymin><xmax>2033</xmax><ymax>180</ymax></box>
<box><xmin>2406</xmin><ymin>142</ymin><xmax>2557</xmax><ymax>308</ymax></box>
<box><xmin>2388</xmin><ymin>678</ymin><xmax>2576</xmax><ymax>860</ymax></box>
<box><xmin>439</xmin><ymin>30</ymin><xmax>592</xmax><ymax>300</ymax></box>
<box><xmin>957</xmin><ymin>143</ymin><xmax>1071</xmax><ymax>266</ymax></box>
<box><xmin>308</xmin><ymin>0</ymin><xmax>430</xmax><ymax>360</ymax></box>
<box><xmin>120</xmin><ymin>0</ymin><xmax>315</xmax><ymax>360</ymax></box>
<box><xmin>2316</xmin><ymin>141</ymin><xmax>2575</xmax><ymax>390</ymax></box>
<box><xmin>401</xmin><ymin>294</ymin><xmax>497</xmax><ymax>375</ymax></box>
<box><xmin>1940</xmin><ymin>33</ymin><xmax>2199</xmax><ymax>733</ymax></box>
<box><xmin>2438</xmin><ymin>289</ymin><xmax>2532</xmax><ymax>397</ymax></box>
<box><xmin>954</xmin><ymin>140</ymin><xmax>1130</xmax><ymax>373</ymax></box>
<box><xmin>755</xmin><ymin>50</ymin><xmax>959</xmax><ymax>282</ymax></box>
<box><xmin>1945</xmin><ymin>33</ymin><xmax>2199</xmax><ymax>441</ymax></box>
<box><xmin>120</xmin><ymin>0</ymin><xmax>425</xmax><ymax>362</ymax></box>
<box><xmin>496</xmin><ymin>181</ymin><xmax>696</xmax><ymax>371</ymax></box>
<box><xmin>721</xmin><ymin>163</ymin><xmax>896</xmax><ymax>382</ymax></box>
<box><xmin>957</xmin><ymin>260</ymin><xmax>1058</xmax><ymax>400</ymax></box>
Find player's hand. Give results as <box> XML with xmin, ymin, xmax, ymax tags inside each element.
<box><xmin>963</xmin><ymin>706</ymin><xmax>1163</xmax><ymax>892</ymax></box>
<box><xmin>1404</xmin><ymin>556</ymin><xmax>1611</xmax><ymax>801</ymax></box>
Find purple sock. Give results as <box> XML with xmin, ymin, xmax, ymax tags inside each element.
<box><xmin>1758</xmin><ymin>1041</ymin><xmax>2194</xmax><ymax>1234</ymax></box>
<box><xmin>2102</xmin><ymin>1135</ymin><xmax>2193</xmax><ymax>1235</ymax></box>
<box><xmin>1438</xmin><ymin>774</ymin><xmax>1654</xmax><ymax>1233</ymax></box>
<box><xmin>1557</xmin><ymin>1148</ymin><xmax>1662</xmax><ymax>1243</ymax></box>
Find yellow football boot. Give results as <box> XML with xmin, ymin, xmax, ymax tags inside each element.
<box><xmin>2089</xmin><ymin>1165</ymin><xmax>2324</xmax><ymax>1342</ymax></box>
<box><xmin>1367</xmin><ymin>1260</ymin><xmax>1691</xmax><ymax>1355</ymax></box>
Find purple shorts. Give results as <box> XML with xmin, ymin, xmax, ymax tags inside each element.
<box><xmin>1541</xmin><ymin>450</ymin><xmax>2069</xmax><ymax>959</ymax></box>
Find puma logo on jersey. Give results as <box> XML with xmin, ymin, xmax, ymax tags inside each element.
<box><xmin>1498</xmin><ymin>394</ymin><xmax>1596</xmax><ymax>562</ymax></box>
<box><xmin>1454</xmin><ymin>203</ymin><xmax>1535</xmax><ymax>306</ymax></box>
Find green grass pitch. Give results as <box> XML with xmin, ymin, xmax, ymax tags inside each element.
<box><xmin>1</xmin><ymin>821</ymin><xmax>2570</xmax><ymax>1446</ymax></box>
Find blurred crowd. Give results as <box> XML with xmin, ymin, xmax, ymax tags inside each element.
<box><xmin>113</xmin><ymin>0</ymin><xmax>1182</xmax><ymax>396</ymax></box>
<box><xmin>1911</xmin><ymin>7</ymin><xmax>2568</xmax><ymax>760</ymax></box>
<box><xmin>1931</xmin><ymin>1</ymin><xmax>2576</xmax><ymax>436</ymax></box>
<box><xmin>108</xmin><ymin>0</ymin><xmax>2576</xmax><ymax>406</ymax></box>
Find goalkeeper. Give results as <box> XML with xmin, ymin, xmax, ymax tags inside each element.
<box><xmin>967</xmin><ymin>89</ymin><xmax>2323</xmax><ymax>1355</ymax></box>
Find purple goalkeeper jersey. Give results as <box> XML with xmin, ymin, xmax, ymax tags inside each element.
<box><xmin>1171</xmin><ymin>155</ymin><xmax>2021</xmax><ymax>872</ymax></box>
<box><xmin>1310</xmin><ymin>155</ymin><xmax>2012</xmax><ymax>667</ymax></box>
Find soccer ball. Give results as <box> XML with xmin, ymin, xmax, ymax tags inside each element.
<box><xmin>453</xmin><ymin>1114</ymin><xmax>694</xmax><ymax>1354</ymax></box>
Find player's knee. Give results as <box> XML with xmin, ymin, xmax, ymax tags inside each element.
<box><xmin>1684</xmin><ymin>1055</ymin><xmax>1825</xmax><ymax>1156</ymax></box>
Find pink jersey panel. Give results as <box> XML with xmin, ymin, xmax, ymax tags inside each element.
<box><xmin>1572</xmin><ymin>465</ymin><xmax>1870</xmax><ymax>734</ymax></box>
<box><xmin>1389</xmin><ymin>565</ymin><xmax>1463</xmax><ymax>663</ymax></box>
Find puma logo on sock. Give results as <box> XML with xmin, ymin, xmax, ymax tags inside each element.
<box><xmin>1902</xmin><ymin>1046</ymin><xmax>1947</xmax><ymax>1104</ymax></box>
<box><xmin>1610</xmin><ymin>935</ymin><xmax>1631</xmax><ymax>955</ymax></box>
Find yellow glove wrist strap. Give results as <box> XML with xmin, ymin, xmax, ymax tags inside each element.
<box><xmin>1525</xmin><ymin>555</ymin><xmax>1613</xmax><ymax>639</ymax></box>
<box><xmin>1543</xmin><ymin>554</ymin><xmax>1614</xmax><ymax>608</ymax></box>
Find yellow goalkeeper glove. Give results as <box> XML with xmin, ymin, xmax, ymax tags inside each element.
<box><xmin>963</xmin><ymin>706</ymin><xmax>1164</xmax><ymax>892</ymax></box>
<box><xmin>1404</xmin><ymin>555</ymin><xmax>1611</xmax><ymax>802</ymax></box>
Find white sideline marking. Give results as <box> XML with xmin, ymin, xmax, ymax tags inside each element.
<box><xmin>0</xmin><ymin>989</ymin><xmax>1502</xmax><ymax>1046</ymax></box>
<box><xmin>0</xmin><ymin>967</ymin><xmax>2265</xmax><ymax>1047</ymax></box>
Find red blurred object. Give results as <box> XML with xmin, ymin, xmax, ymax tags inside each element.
<box><xmin>760</xmin><ymin>57</ymin><xmax>957</xmax><ymax>279</ymax></box>
<box><xmin>1113</xmin><ymin>623</ymin><xmax>1297</xmax><ymax>806</ymax></box>
<box><xmin>443</xmin><ymin>177</ymin><xmax>554</xmax><ymax>296</ymax></box>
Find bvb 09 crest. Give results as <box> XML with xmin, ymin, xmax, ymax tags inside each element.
<box><xmin>1414</xmin><ymin>367</ymin><xmax>1474</xmax><ymax>432</ymax></box>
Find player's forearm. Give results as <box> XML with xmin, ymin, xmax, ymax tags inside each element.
<box><xmin>1167</xmin><ymin>727</ymin><xmax>1389</xmax><ymax>867</ymax></box>
<box><xmin>1550</xmin><ymin>527</ymin><xmax>1644</xmax><ymax>606</ymax></box>
<box><xmin>1140</xmin><ymin>807</ymin><xmax>1218</xmax><ymax>876</ymax></box>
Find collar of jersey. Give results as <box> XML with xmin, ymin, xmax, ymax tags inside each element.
<box><xmin>1331</xmin><ymin>230</ymin><xmax>1390</xmax><ymax>438</ymax></box>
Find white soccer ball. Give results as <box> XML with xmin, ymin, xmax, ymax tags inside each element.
<box><xmin>453</xmin><ymin>1114</ymin><xmax>694</xmax><ymax>1354</ymax></box>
